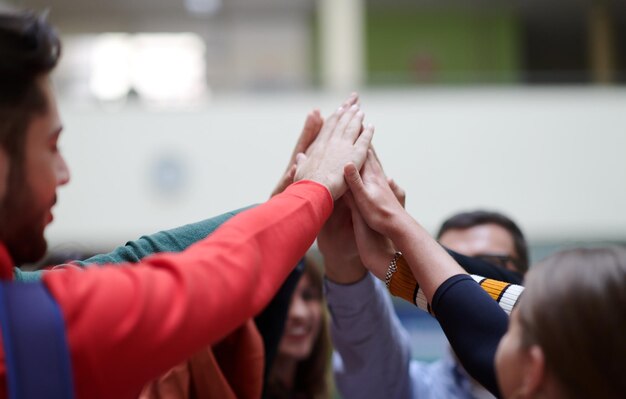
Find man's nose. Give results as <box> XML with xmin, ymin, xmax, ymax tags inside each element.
<box><xmin>56</xmin><ymin>153</ymin><xmax>71</xmax><ymax>186</ymax></box>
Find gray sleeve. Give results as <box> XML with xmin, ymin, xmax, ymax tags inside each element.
<box><xmin>325</xmin><ymin>273</ymin><xmax>414</xmax><ymax>399</ymax></box>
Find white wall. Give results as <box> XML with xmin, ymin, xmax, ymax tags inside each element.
<box><xmin>46</xmin><ymin>88</ymin><xmax>626</xmax><ymax>249</ymax></box>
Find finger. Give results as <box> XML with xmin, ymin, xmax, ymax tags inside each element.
<box><xmin>304</xmin><ymin>110</ymin><xmax>324</xmax><ymax>156</ymax></box>
<box><xmin>348</xmin><ymin>197</ymin><xmax>368</xmax><ymax>234</ymax></box>
<box><xmin>363</xmin><ymin>148</ymin><xmax>386</xmax><ymax>179</ymax></box>
<box><xmin>388</xmin><ymin>178</ymin><xmax>406</xmax><ymax>208</ymax></box>
<box><xmin>290</xmin><ymin>110</ymin><xmax>323</xmax><ymax>165</ymax></box>
<box><xmin>334</xmin><ymin>103</ymin><xmax>360</xmax><ymax>137</ymax></box>
<box><xmin>344</xmin><ymin>163</ymin><xmax>366</xmax><ymax>200</ymax></box>
<box><xmin>341</xmin><ymin>92</ymin><xmax>359</xmax><ymax>109</ymax></box>
<box><xmin>295</xmin><ymin>152</ymin><xmax>307</xmax><ymax>166</ymax></box>
<box><xmin>300</xmin><ymin>110</ymin><xmax>322</xmax><ymax>144</ymax></box>
<box><xmin>369</xmin><ymin>145</ymin><xmax>384</xmax><ymax>172</ymax></box>
<box><xmin>352</xmin><ymin>124</ymin><xmax>375</xmax><ymax>170</ymax></box>
<box><xmin>343</xmin><ymin>190</ymin><xmax>356</xmax><ymax>210</ymax></box>
<box><xmin>345</xmin><ymin>197</ymin><xmax>374</xmax><ymax>262</ymax></box>
<box><xmin>345</xmin><ymin>109</ymin><xmax>365</xmax><ymax>142</ymax></box>
<box><xmin>287</xmin><ymin>163</ymin><xmax>297</xmax><ymax>180</ymax></box>
<box><xmin>329</xmin><ymin>92</ymin><xmax>359</xmax><ymax>136</ymax></box>
<box><xmin>317</xmin><ymin>104</ymin><xmax>348</xmax><ymax>142</ymax></box>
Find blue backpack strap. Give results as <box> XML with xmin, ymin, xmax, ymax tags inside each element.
<box><xmin>0</xmin><ymin>281</ymin><xmax>75</xmax><ymax>399</ymax></box>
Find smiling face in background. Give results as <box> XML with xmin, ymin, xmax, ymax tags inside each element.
<box><xmin>0</xmin><ymin>76</ymin><xmax>70</xmax><ymax>265</ymax></box>
<box><xmin>278</xmin><ymin>273</ymin><xmax>323</xmax><ymax>361</ymax></box>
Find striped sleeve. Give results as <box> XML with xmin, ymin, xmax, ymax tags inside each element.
<box><xmin>469</xmin><ymin>275</ymin><xmax>524</xmax><ymax>315</ymax></box>
<box><xmin>388</xmin><ymin>255</ymin><xmax>524</xmax><ymax>315</ymax></box>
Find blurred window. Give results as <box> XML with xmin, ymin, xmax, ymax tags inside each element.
<box><xmin>58</xmin><ymin>33</ymin><xmax>208</xmax><ymax>105</ymax></box>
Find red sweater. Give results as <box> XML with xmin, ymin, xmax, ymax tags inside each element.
<box><xmin>0</xmin><ymin>180</ymin><xmax>333</xmax><ymax>399</ymax></box>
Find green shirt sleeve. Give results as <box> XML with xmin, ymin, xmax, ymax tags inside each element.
<box><xmin>14</xmin><ymin>205</ymin><xmax>256</xmax><ymax>281</ymax></box>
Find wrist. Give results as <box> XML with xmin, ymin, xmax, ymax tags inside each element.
<box><xmin>387</xmin><ymin>214</ymin><xmax>420</xmax><ymax>248</ymax></box>
<box><xmin>364</xmin><ymin>247</ymin><xmax>397</xmax><ymax>280</ymax></box>
<box><xmin>384</xmin><ymin>251</ymin><xmax>403</xmax><ymax>288</ymax></box>
<box><xmin>295</xmin><ymin>175</ymin><xmax>338</xmax><ymax>200</ymax></box>
<box><xmin>324</xmin><ymin>256</ymin><xmax>368</xmax><ymax>285</ymax></box>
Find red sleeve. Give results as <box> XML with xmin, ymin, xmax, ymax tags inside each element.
<box><xmin>42</xmin><ymin>180</ymin><xmax>333</xmax><ymax>399</ymax></box>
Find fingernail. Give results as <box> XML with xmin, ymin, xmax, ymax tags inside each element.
<box><xmin>351</xmin><ymin>104</ymin><xmax>359</xmax><ymax>110</ymax></box>
<box><xmin>356</xmin><ymin>110</ymin><xmax>364</xmax><ymax>117</ymax></box>
<box><xmin>337</xmin><ymin>106</ymin><xmax>344</xmax><ymax>112</ymax></box>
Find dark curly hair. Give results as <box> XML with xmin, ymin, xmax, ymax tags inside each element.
<box><xmin>437</xmin><ymin>209</ymin><xmax>529</xmax><ymax>273</ymax></box>
<box><xmin>0</xmin><ymin>10</ymin><xmax>61</xmax><ymax>160</ymax></box>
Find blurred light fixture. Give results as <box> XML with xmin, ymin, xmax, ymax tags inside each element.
<box><xmin>131</xmin><ymin>34</ymin><xmax>207</xmax><ymax>104</ymax></box>
<box><xmin>89</xmin><ymin>34</ymin><xmax>132</xmax><ymax>101</ymax></box>
<box><xmin>88</xmin><ymin>33</ymin><xmax>207</xmax><ymax>104</ymax></box>
<box><xmin>184</xmin><ymin>0</ymin><xmax>222</xmax><ymax>16</ymax></box>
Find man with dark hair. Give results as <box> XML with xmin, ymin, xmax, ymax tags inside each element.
<box><xmin>323</xmin><ymin>207</ymin><xmax>529</xmax><ymax>399</ymax></box>
<box><xmin>437</xmin><ymin>210</ymin><xmax>529</xmax><ymax>274</ymax></box>
<box><xmin>0</xmin><ymin>10</ymin><xmax>374</xmax><ymax>398</ymax></box>
<box><xmin>0</xmin><ymin>12</ymin><xmax>66</xmax><ymax>266</ymax></box>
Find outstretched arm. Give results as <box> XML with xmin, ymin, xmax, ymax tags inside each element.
<box><xmin>344</xmin><ymin>150</ymin><xmax>466</xmax><ymax>302</ymax></box>
<box><xmin>319</xmin><ymin>196</ymin><xmax>414</xmax><ymax>399</ymax></box>
<box><xmin>41</xmin><ymin>96</ymin><xmax>375</xmax><ymax>399</ymax></box>
<box><xmin>344</xmin><ymin>152</ymin><xmax>507</xmax><ymax>397</ymax></box>
<box><xmin>78</xmin><ymin>207</ymin><xmax>251</xmax><ymax>266</ymax></box>
<box><xmin>44</xmin><ymin>182</ymin><xmax>333</xmax><ymax>399</ymax></box>
<box><xmin>13</xmin><ymin>207</ymin><xmax>253</xmax><ymax>282</ymax></box>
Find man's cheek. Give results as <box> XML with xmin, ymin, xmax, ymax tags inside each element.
<box><xmin>0</xmin><ymin>148</ymin><xmax>9</xmax><ymax>203</ymax></box>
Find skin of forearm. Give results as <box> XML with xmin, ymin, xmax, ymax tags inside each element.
<box><xmin>389</xmin><ymin>213</ymin><xmax>466</xmax><ymax>302</ymax></box>
<box><xmin>323</xmin><ymin>254</ymin><xmax>368</xmax><ymax>284</ymax></box>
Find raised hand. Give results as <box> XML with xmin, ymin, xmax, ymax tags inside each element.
<box><xmin>345</xmin><ymin>151</ymin><xmax>466</xmax><ymax>301</ymax></box>
<box><xmin>318</xmin><ymin>197</ymin><xmax>368</xmax><ymax>284</ymax></box>
<box><xmin>271</xmin><ymin>94</ymin><xmax>359</xmax><ymax>197</ymax></box>
<box><xmin>271</xmin><ymin>109</ymin><xmax>323</xmax><ymax>197</ymax></box>
<box><xmin>343</xmin><ymin>191</ymin><xmax>396</xmax><ymax>281</ymax></box>
<box><xmin>294</xmin><ymin>95</ymin><xmax>374</xmax><ymax>200</ymax></box>
<box><xmin>343</xmin><ymin>150</ymin><xmax>407</xmax><ymax>239</ymax></box>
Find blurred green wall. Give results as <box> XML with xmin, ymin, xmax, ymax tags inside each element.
<box><xmin>366</xmin><ymin>8</ymin><xmax>522</xmax><ymax>85</ymax></box>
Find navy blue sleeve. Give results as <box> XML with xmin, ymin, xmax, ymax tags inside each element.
<box><xmin>431</xmin><ymin>274</ymin><xmax>509</xmax><ymax>398</ymax></box>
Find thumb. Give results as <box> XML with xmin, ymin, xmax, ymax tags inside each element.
<box><xmin>282</xmin><ymin>164</ymin><xmax>297</xmax><ymax>187</ymax></box>
<box><xmin>388</xmin><ymin>177</ymin><xmax>406</xmax><ymax>208</ymax></box>
<box><xmin>298</xmin><ymin>110</ymin><xmax>323</xmax><ymax>150</ymax></box>
<box><xmin>343</xmin><ymin>192</ymin><xmax>365</xmax><ymax>234</ymax></box>
<box><xmin>343</xmin><ymin>191</ymin><xmax>356</xmax><ymax>210</ymax></box>
<box><xmin>287</xmin><ymin>163</ymin><xmax>297</xmax><ymax>179</ymax></box>
<box><xmin>344</xmin><ymin>163</ymin><xmax>365</xmax><ymax>196</ymax></box>
<box><xmin>295</xmin><ymin>152</ymin><xmax>307</xmax><ymax>166</ymax></box>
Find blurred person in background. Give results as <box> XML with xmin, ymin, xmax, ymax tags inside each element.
<box><xmin>266</xmin><ymin>256</ymin><xmax>333</xmax><ymax>399</ymax></box>
<box><xmin>343</xmin><ymin>153</ymin><xmax>626</xmax><ymax>399</ymax></box>
<box><xmin>322</xmin><ymin>184</ymin><xmax>527</xmax><ymax>398</ymax></box>
<box><xmin>414</xmin><ymin>210</ymin><xmax>528</xmax><ymax>399</ymax></box>
<box><xmin>0</xmin><ymin>9</ymin><xmax>374</xmax><ymax>398</ymax></box>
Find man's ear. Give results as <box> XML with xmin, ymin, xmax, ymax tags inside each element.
<box><xmin>522</xmin><ymin>345</ymin><xmax>546</xmax><ymax>397</ymax></box>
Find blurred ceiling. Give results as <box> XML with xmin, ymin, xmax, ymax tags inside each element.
<box><xmin>5</xmin><ymin>0</ymin><xmax>315</xmax><ymax>33</ymax></box>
